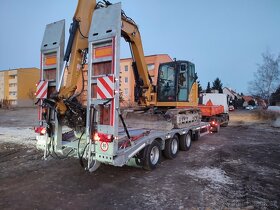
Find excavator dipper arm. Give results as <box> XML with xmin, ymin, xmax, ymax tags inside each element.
<box><xmin>121</xmin><ymin>12</ymin><xmax>155</xmax><ymax>106</ymax></box>
<box><xmin>47</xmin><ymin>1</ymin><xmax>154</xmax><ymax>131</ymax></box>
<box><xmin>56</xmin><ymin>0</ymin><xmax>96</xmax><ymax>115</ymax></box>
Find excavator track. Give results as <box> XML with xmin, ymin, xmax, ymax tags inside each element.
<box><xmin>122</xmin><ymin>108</ymin><xmax>201</xmax><ymax>130</ymax></box>
<box><xmin>165</xmin><ymin>108</ymin><xmax>201</xmax><ymax>129</ymax></box>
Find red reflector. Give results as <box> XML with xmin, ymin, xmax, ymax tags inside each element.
<box><xmin>93</xmin><ymin>133</ymin><xmax>113</xmax><ymax>142</ymax></box>
<box><xmin>93</xmin><ymin>133</ymin><xmax>100</xmax><ymax>141</ymax></box>
<box><xmin>35</xmin><ymin>127</ymin><xmax>47</xmax><ymax>135</ymax></box>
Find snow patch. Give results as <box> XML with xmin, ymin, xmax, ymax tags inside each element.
<box><xmin>272</xmin><ymin>117</ymin><xmax>280</xmax><ymax>128</ymax></box>
<box><xmin>185</xmin><ymin>167</ymin><xmax>233</xmax><ymax>186</ymax></box>
<box><xmin>199</xmin><ymin>145</ymin><xmax>216</xmax><ymax>151</ymax></box>
<box><xmin>0</xmin><ymin>127</ymin><xmax>36</xmax><ymax>146</ymax></box>
<box><xmin>267</xmin><ymin>106</ymin><xmax>280</xmax><ymax>113</ymax></box>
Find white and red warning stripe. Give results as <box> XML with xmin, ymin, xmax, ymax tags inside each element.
<box><xmin>97</xmin><ymin>76</ymin><xmax>114</xmax><ymax>99</ymax></box>
<box><xmin>36</xmin><ymin>81</ymin><xmax>48</xmax><ymax>99</ymax></box>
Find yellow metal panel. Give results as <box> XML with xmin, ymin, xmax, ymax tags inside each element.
<box><xmin>188</xmin><ymin>82</ymin><xmax>199</xmax><ymax>106</ymax></box>
<box><xmin>94</xmin><ymin>45</ymin><xmax>113</xmax><ymax>58</ymax></box>
<box><xmin>45</xmin><ymin>54</ymin><xmax>57</xmax><ymax>66</ymax></box>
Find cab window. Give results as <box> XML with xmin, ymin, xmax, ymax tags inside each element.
<box><xmin>157</xmin><ymin>64</ymin><xmax>176</xmax><ymax>102</ymax></box>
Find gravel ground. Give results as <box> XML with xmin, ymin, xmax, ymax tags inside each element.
<box><xmin>0</xmin><ymin>108</ymin><xmax>280</xmax><ymax>209</ymax></box>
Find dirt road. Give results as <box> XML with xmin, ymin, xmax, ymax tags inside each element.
<box><xmin>0</xmin><ymin>108</ymin><xmax>280</xmax><ymax>209</ymax></box>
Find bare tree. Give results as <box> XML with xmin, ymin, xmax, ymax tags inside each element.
<box><xmin>270</xmin><ymin>85</ymin><xmax>280</xmax><ymax>105</ymax></box>
<box><xmin>249</xmin><ymin>51</ymin><xmax>280</xmax><ymax>101</ymax></box>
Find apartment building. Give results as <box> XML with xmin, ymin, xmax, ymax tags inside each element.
<box><xmin>0</xmin><ymin>68</ymin><xmax>40</xmax><ymax>107</ymax></box>
<box><xmin>0</xmin><ymin>71</ymin><xmax>6</xmax><ymax>101</ymax></box>
<box><xmin>120</xmin><ymin>54</ymin><xmax>172</xmax><ymax>106</ymax></box>
<box><xmin>70</xmin><ymin>54</ymin><xmax>172</xmax><ymax>107</ymax></box>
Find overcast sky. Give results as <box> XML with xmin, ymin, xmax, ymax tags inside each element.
<box><xmin>0</xmin><ymin>0</ymin><xmax>280</xmax><ymax>94</ymax></box>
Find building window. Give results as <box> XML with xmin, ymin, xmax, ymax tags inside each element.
<box><xmin>9</xmin><ymin>91</ymin><xmax>17</xmax><ymax>96</ymax></box>
<box><xmin>9</xmin><ymin>83</ymin><xmax>16</xmax><ymax>87</ymax></box>
<box><xmin>11</xmin><ymin>100</ymin><xmax>17</xmax><ymax>105</ymax></box>
<box><xmin>125</xmin><ymin>77</ymin><xmax>128</xmax><ymax>83</ymax></box>
<box><xmin>147</xmin><ymin>63</ymin><xmax>155</xmax><ymax>71</ymax></box>
<box><xmin>124</xmin><ymin>88</ymin><xmax>128</xmax><ymax>95</ymax></box>
<box><xmin>125</xmin><ymin>65</ymin><xmax>128</xmax><ymax>72</ymax></box>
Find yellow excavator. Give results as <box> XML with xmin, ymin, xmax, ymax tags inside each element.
<box><xmin>43</xmin><ymin>0</ymin><xmax>199</xmax><ymax>132</ymax></box>
<box><xmin>37</xmin><ymin>0</ymin><xmax>206</xmax><ymax>171</ymax></box>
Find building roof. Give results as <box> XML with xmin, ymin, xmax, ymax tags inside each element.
<box><xmin>243</xmin><ymin>96</ymin><xmax>254</xmax><ymax>102</ymax></box>
<box><xmin>120</xmin><ymin>54</ymin><xmax>172</xmax><ymax>61</ymax></box>
<box><xmin>223</xmin><ymin>87</ymin><xmax>241</xmax><ymax>98</ymax></box>
<box><xmin>0</xmin><ymin>67</ymin><xmax>39</xmax><ymax>72</ymax></box>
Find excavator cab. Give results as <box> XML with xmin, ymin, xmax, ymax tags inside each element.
<box><xmin>157</xmin><ymin>60</ymin><xmax>197</xmax><ymax>103</ymax></box>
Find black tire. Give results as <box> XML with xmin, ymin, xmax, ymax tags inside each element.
<box><xmin>221</xmin><ymin>114</ymin><xmax>229</xmax><ymax>127</ymax></box>
<box><xmin>192</xmin><ymin>131</ymin><xmax>199</xmax><ymax>141</ymax></box>
<box><xmin>221</xmin><ymin>121</ymin><xmax>228</xmax><ymax>127</ymax></box>
<box><xmin>179</xmin><ymin>132</ymin><xmax>192</xmax><ymax>151</ymax></box>
<box><xmin>143</xmin><ymin>140</ymin><xmax>162</xmax><ymax>170</ymax></box>
<box><xmin>163</xmin><ymin>135</ymin><xmax>179</xmax><ymax>159</ymax></box>
<box><xmin>214</xmin><ymin>123</ymin><xmax>220</xmax><ymax>133</ymax></box>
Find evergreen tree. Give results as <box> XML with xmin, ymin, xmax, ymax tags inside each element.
<box><xmin>206</xmin><ymin>82</ymin><xmax>211</xmax><ymax>93</ymax></box>
<box><xmin>197</xmin><ymin>81</ymin><xmax>203</xmax><ymax>95</ymax></box>
<box><xmin>236</xmin><ymin>98</ymin><xmax>245</xmax><ymax>108</ymax></box>
<box><xmin>212</xmin><ymin>77</ymin><xmax>223</xmax><ymax>93</ymax></box>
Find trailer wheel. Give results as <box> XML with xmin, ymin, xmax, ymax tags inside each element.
<box><xmin>143</xmin><ymin>140</ymin><xmax>161</xmax><ymax>170</ymax></box>
<box><xmin>179</xmin><ymin>132</ymin><xmax>192</xmax><ymax>151</ymax></box>
<box><xmin>163</xmin><ymin>135</ymin><xmax>179</xmax><ymax>159</ymax></box>
<box><xmin>221</xmin><ymin>122</ymin><xmax>228</xmax><ymax>127</ymax></box>
<box><xmin>221</xmin><ymin>114</ymin><xmax>229</xmax><ymax>127</ymax></box>
<box><xmin>214</xmin><ymin>123</ymin><xmax>220</xmax><ymax>133</ymax></box>
<box><xmin>192</xmin><ymin>131</ymin><xmax>199</xmax><ymax>141</ymax></box>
